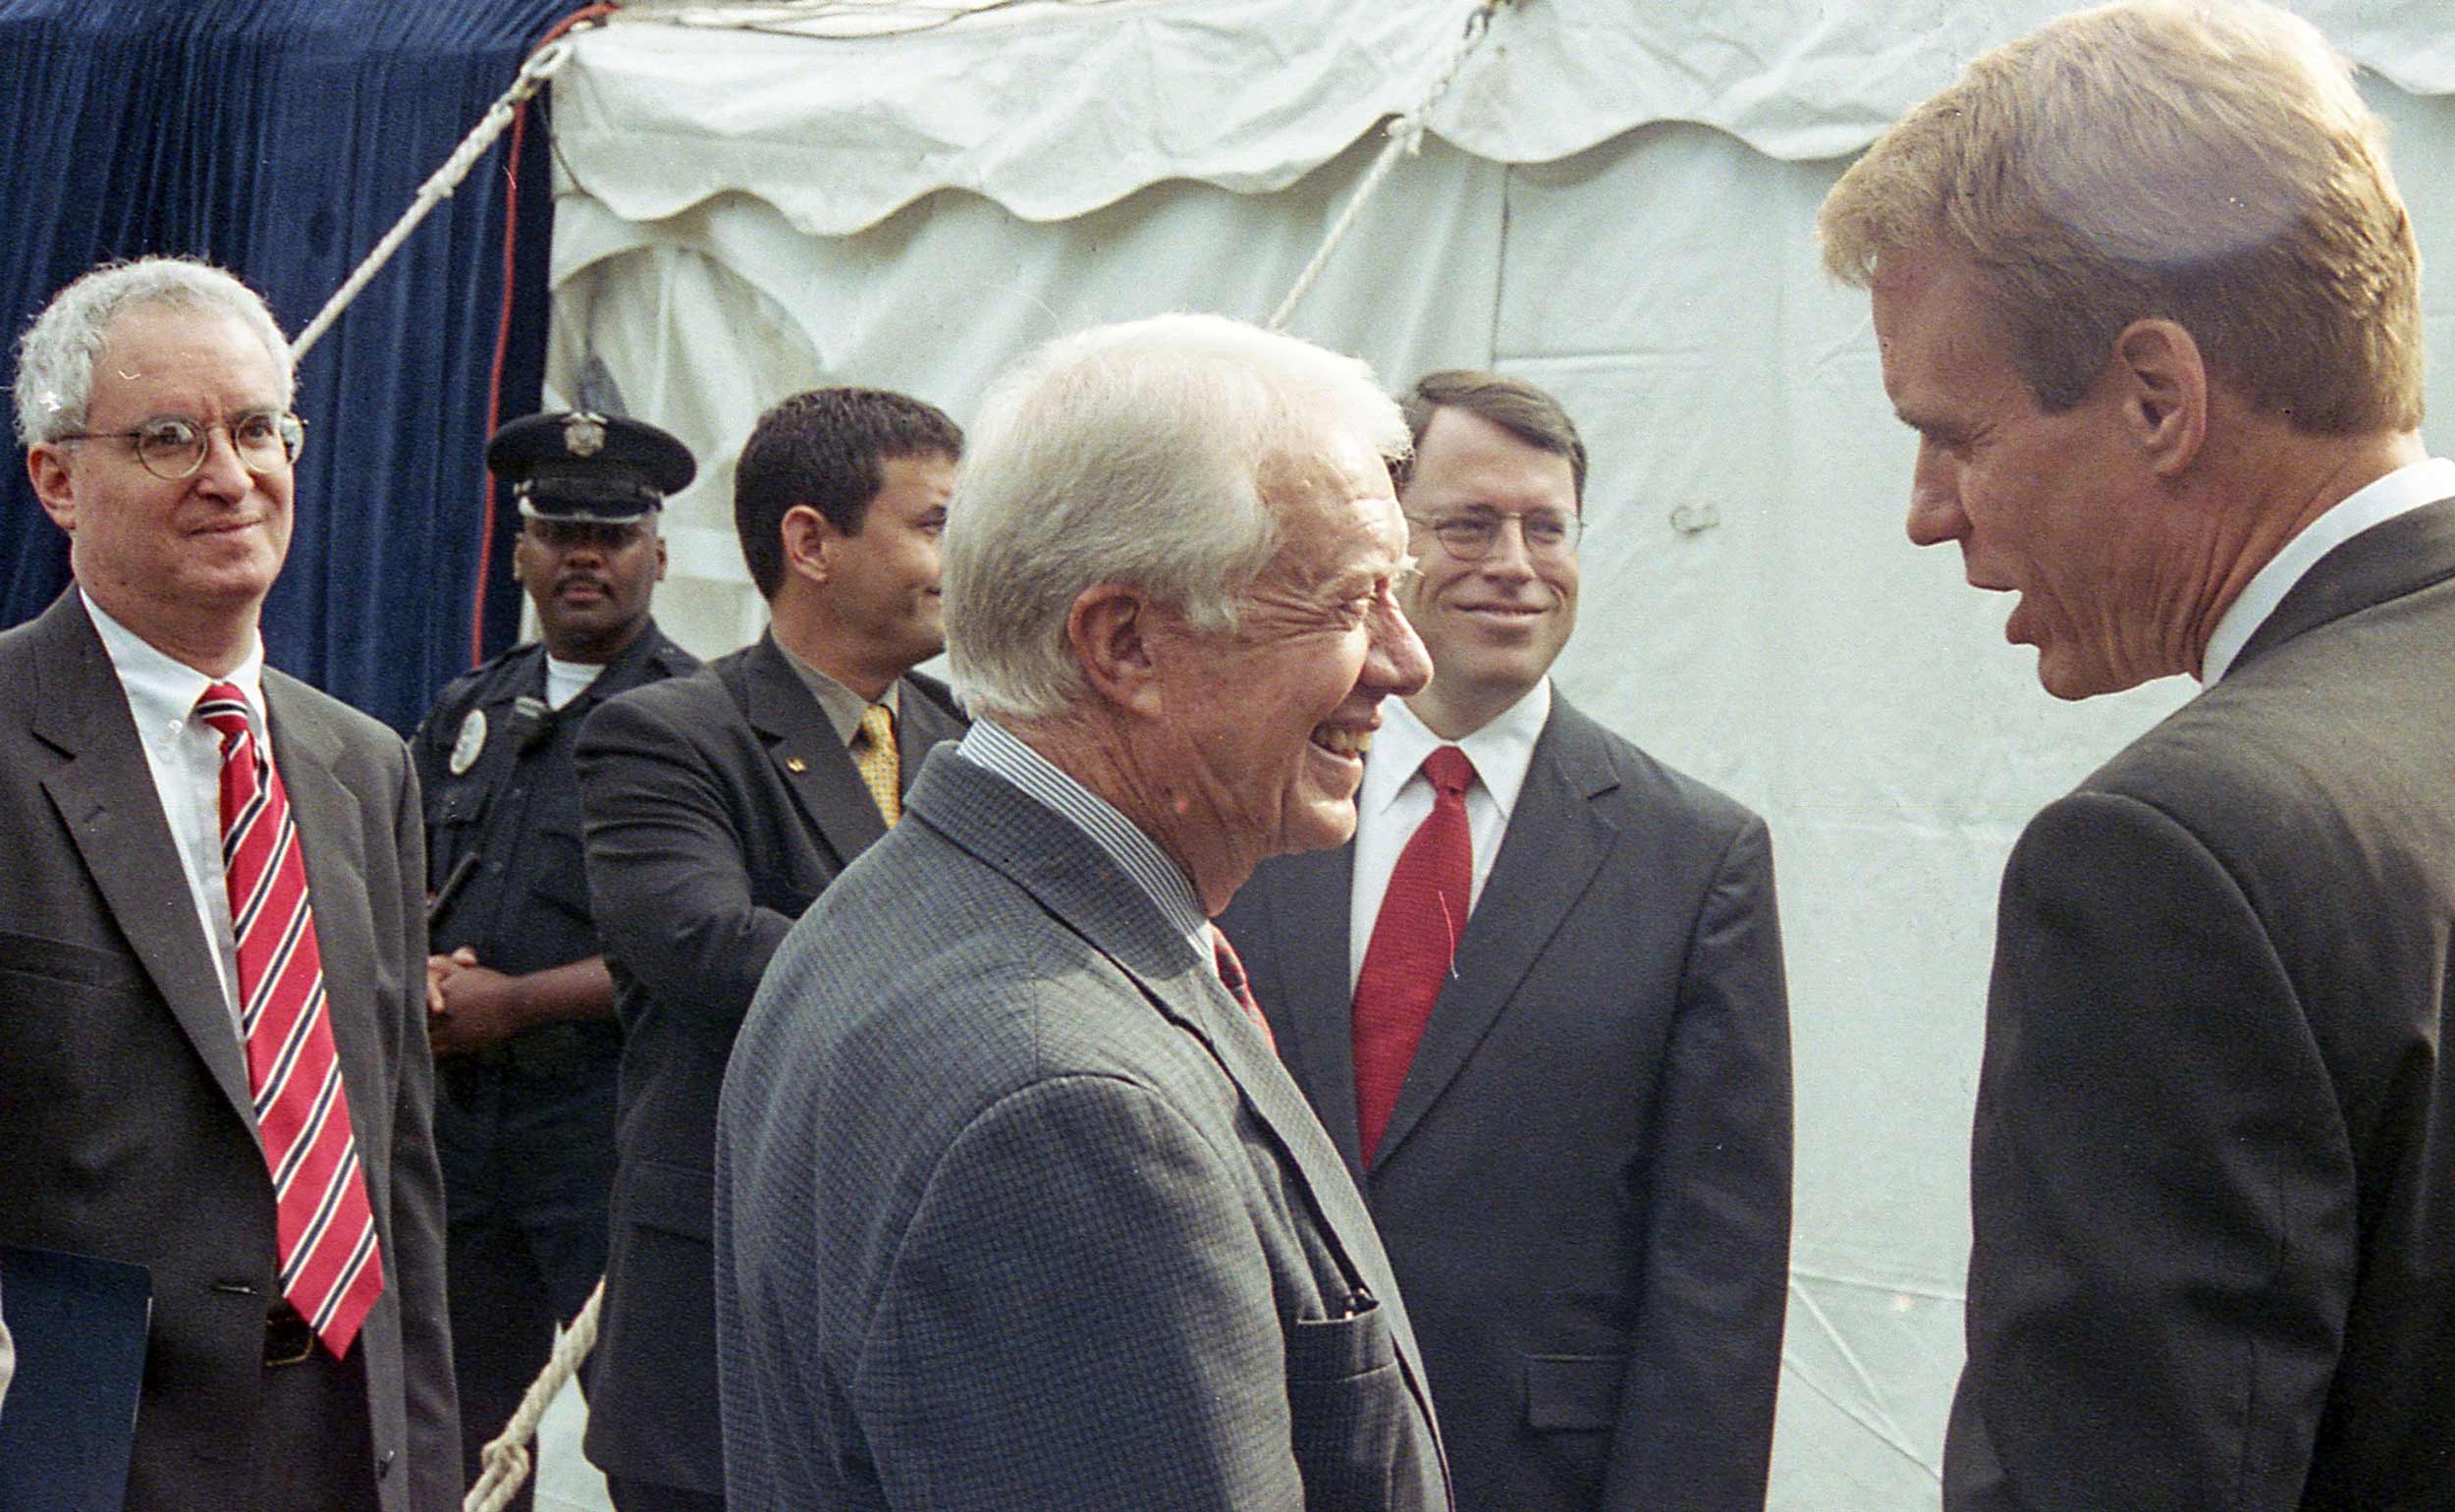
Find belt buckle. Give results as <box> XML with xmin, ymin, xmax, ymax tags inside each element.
<box><xmin>264</xmin><ymin>1300</ymin><xmax>316</xmax><ymax>1368</ymax></box>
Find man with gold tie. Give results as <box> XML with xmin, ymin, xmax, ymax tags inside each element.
<box><xmin>573</xmin><ymin>388</ymin><xmax>967</xmax><ymax>1512</ymax></box>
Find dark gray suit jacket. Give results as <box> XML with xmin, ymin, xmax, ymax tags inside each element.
<box><xmin>574</xmin><ymin>631</ymin><xmax>963</xmax><ymax>1494</ymax></box>
<box><xmin>0</xmin><ymin>591</ymin><xmax>457</xmax><ymax>1511</ymax></box>
<box><xmin>1943</xmin><ymin>495</ymin><xmax>2455</xmax><ymax>1512</ymax></box>
<box><xmin>717</xmin><ymin>746</ymin><xmax>1452</xmax><ymax>1510</ymax></box>
<box><xmin>1219</xmin><ymin>693</ymin><xmax>1792</xmax><ymax>1512</ymax></box>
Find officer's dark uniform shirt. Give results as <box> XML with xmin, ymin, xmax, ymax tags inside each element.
<box><xmin>410</xmin><ymin>622</ymin><xmax>699</xmax><ymax>1171</ymax></box>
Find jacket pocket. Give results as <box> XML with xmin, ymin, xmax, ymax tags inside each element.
<box><xmin>1285</xmin><ymin>1301</ymin><xmax>1403</xmax><ymax>1506</ymax></box>
<box><xmin>0</xmin><ymin>929</ymin><xmax>144</xmax><ymax>990</ymax></box>
<box><xmin>1524</xmin><ymin>1352</ymin><xmax>1623</xmax><ymax>1431</ymax></box>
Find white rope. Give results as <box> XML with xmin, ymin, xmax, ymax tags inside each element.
<box><xmin>462</xmin><ymin>1277</ymin><xmax>605</xmax><ymax>1512</ymax></box>
<box><xmin>290</xmin><ymin>37</ymin><xmax>581</xmax><ymax>365</ymax></box>
<box><xmin>1267</xmin><ymin>0</ymin><xmax>1508</xmax><ymax>332</ymax></box>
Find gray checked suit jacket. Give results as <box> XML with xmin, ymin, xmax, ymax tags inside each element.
<box><xmin>716</xmin><ymin>744</ymin><xmax>1452</xmax><ymax>1510</ymax></box>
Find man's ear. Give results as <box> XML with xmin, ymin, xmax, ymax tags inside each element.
<box><xmin>2109</xmin><ymin>318</ymin><xmax>2208</xmax><ymax>478</ymax></box>
<box><xmin>27</xmin><ymin>444</ymin><xmax>76</xmax><ymax>534</ymax></box>
<box><xmin>781</xmin><ymin>505</ymin><xmax>835</xmax><ymax>588</ymax></box>
<box><xmin>1066</xmin><ymin>582</ymin><xmax>1163</xmax><ymax>716</ymax></box>
<box><xmin>653</xmin><ymin>533</ymin><xmax>669</xmax><ymax>583</ymax></box>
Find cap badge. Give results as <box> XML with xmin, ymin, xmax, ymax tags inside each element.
<box><xmin>563</xmin><ymin>412</ymin><xmax>607</xmax><ymax>458</ymax></box>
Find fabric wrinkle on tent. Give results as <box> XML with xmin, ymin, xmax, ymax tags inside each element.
<box><xmin>536</xmin><ymin>5</ymin><xmax>2455</xmax><ymax>1508</ymax></box>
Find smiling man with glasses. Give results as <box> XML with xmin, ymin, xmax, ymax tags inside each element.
<box><xmin>0</xmin><ymin>255</ymin><xmax>458</xmax><ymax>1511</ymax></box>
<box><xmin>1220</xmin><ymin>368</ymin><xmax>1794</xmax><ymax>1512</ymax></box>
<box><xmin>52</xmin><ymin>407</ymin><xmax>306</xmax><ymax>479</ymax></box>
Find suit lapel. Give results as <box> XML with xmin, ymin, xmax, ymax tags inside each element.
<box><xmin>906</xmin><ymin>749</ymin><xmax>1440</xmax><ymax>1431</ymax></box>
<box><xmin>740</xmin><ymin>634</ymin><xmax>886</xmax><ymax>864</ymax></box>
<box><xmin>28</xmin><ymin>597</ymin><xmax>252</xmax><ymax>1127</ymax></box>
<box><xmin>265</xmin><ymin>675</ymin><xmax>392</xmax><ymax>1169</ymax></box>
<box><xmin>1372</xmin><ymin>705</ymin><xmax>1620</xmax><ymax>1169</ymax></box>
<box><xmin>1250</xmin><ymin>843</ymin><xmax>1367</xmax><ymax>1179</ymax></box>
<box><xmin>2233</xmin><ymin>494</ymin><xmax>2455</xmax><ymax>674</ymax></box>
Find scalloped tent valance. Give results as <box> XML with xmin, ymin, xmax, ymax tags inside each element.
<box><xmin>555</xmin><ymin>0</ymin><xmax>2455</xmax><ymax>238</ymax></box>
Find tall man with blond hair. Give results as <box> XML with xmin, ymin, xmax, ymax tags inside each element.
<box><xmin>1820</xmin><ymin>2</ymin><xmax>2455</xmax><ymax>1507</ymax></box>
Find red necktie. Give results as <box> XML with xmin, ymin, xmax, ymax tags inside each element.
<box><xmin>197</xmin><ymin>683</ymin><xmax>384</xmax><ymax>1358</ymax></box>
<box><xmin>1208</xmin><ymin>923</ymin><xmax>1277</xmax><ymax>1053</ymax></box>
<box><xmin>1351</xmin><ymin>745</ymin><xmax>1476</xmax><ymax>1163</ymax></box>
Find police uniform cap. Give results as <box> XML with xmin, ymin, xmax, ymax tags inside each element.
<box><xmin>488</xmin><ymin>411</ymin><xmax>697</xmax><ymax>524</ymax></box>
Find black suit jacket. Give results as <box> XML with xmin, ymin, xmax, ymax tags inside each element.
<box><xmin>1943</xmin><ymin>495</ymin><xmax>2455</xmax><ymax>1512</ymax></box>
<box><xmin>574</xmin><ymin>630</ymin><xmax>964</xmax><ymax>1494</ymax></box>
<box><xmin>0</xmin><ymin>591</ymin><xmax>457</xmax><ymax>1511</ymax></box>
<box><xmin>1219</xmin><ymin>693</ymin><xmax>1792</xmax><ymax>1512</ymax></box>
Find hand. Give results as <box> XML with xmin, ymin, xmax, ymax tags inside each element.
<box><xmin>426</xmin><ymin>945</ymin><xmax>478</xmax><ymax>1016</ymax></box>
<box><xmin>428</xmin><ymin>951</ymin><xmax>530</xmax><ymax>1057</ymax></box>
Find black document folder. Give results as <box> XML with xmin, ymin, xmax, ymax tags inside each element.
<box><xmin>0</xmin><ymin>1247</ymin><xmax>151</xmax><ymax>1512</ymax></box>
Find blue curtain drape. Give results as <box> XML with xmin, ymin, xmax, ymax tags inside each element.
<box><xmin>0</xmin><ymin>0</ymin><xmax>572</xmax><ymax>732</ymax></box>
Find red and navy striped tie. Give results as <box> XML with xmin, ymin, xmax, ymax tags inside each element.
<box><xmin>197</xmin><ymin>682</ymin><xmax>383</xmax><ymax>1358</ymax></box>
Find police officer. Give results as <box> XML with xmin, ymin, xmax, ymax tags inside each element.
<box><xmin>411</xmin><ymin>411</ymin><xmax>701</xmax><ymax>1508</ymax></box>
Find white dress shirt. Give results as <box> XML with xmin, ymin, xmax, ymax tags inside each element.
<box><xmin>82</xmin><ymin>590</ymin><xmax>270</xmax><ymax>1034</ymax></box>
<box><xmin>1347</xmin><ymin>680</ymin><xmax>1551</xmax><ymax>990</ymax></box>
<box><xmin>2201</xmin><ymin>456</ymin><xmax>2455</xmax><ymax>683</ymax></box>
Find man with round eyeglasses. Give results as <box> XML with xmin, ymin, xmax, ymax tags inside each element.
<box><xmin>50</xmin><ymin>406</ymin><xmax>307</xmax><ymax>480</ymax></box>
<box><xmin>1221</xmin><ymin>368</ymin><xmax>1793</xmax><ymax>1512</ymax></box>
<box><xmin>1</xmin><ymin>255</ymin><xmax>458</xmax><ymax>1510</ymax></box>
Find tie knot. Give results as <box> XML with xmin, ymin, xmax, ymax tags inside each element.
<box><xmin>195</xmin><ymin>681</ymin><xmax>251</xmax><ymax>742</ymax></box>
<box><xmin>858</xmin><ymin>701</ymin><xmax>895</xmax><ymax>748</ymax></box>
<box><xmin>1421</xmin><ymin>744</ymin><xmax>1475</xmax><ymax>799</ymax></box>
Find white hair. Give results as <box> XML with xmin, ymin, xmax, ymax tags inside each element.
<box><xmin>14</xmin><ymin>257</ymin><xmax>294</xmax><ymax>448</ymax></box>
<box><xmin>945</xmin><ymin>313</ymin><xmax>1407</xmax><ymax>722</ymax></box>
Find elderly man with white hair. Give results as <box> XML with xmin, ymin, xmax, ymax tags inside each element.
<box><xmin>715</xmin><ymin>313</ymin><xmax>1452</xmax><ymax>1510</ymax></box>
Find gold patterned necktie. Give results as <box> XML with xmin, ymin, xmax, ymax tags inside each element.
<box><xmin>855</xmin><ymin>702</ymin><xmax>900</xmax><ymax>825</ymax></box>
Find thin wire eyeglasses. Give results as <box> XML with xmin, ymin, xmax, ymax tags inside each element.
<box><xmin>51</xmin><ymin>410</ymin><xmax>306</xmax><ymax>481</ymax></box>
<box><xmin>1406</xmin><ymin>509</ymin><xmax>1582</xmax><ymax>562</ymax></box>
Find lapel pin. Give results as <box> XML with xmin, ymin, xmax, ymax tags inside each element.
<box><xmin>786</xmin><ymin>756</ymin><xmax>808</xmax><ymax>774</ymax></box>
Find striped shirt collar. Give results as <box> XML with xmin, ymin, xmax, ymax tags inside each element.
<box><xmin>955</xmin><ymin>718</ymin><xmax>1210</xmax><ymax>952</ymax></box>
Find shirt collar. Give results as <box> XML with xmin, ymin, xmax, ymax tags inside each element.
<box><xmin>955</xmin><ymin>718</ymin><xmax>1211</xmax><ymax>950</ymax></box>
<box><xmin>779</xmin><ymin>642</ymin><xmax>900</xmax><ymax>746</ymax></box>
<box><xmin>1361</xmin><ymin>678</ymin><xmax>1551</xmax><ymax>819</ymax></box>
<box><xmin>82</xmin><ymin>588</ymin><xmax>267</xmax><ymax>733</ymax></box>
<box><xmin>2201</xmin><ymin>457</ymin><xmax>2455</xmax><ymax>684</ymax></box>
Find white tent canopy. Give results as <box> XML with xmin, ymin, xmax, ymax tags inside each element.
<box><xmin>535</xmin><ymin>4</ymin><xmax>2455</xmax><ymax>1506</ymax></box>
